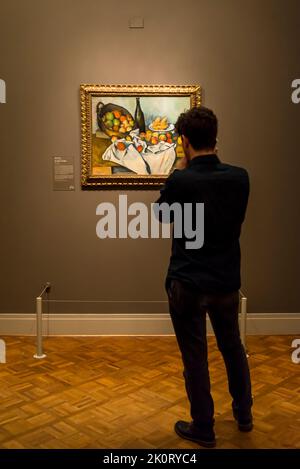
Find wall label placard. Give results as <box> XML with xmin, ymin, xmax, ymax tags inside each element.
<box><xmin>53</xmin><ymin>156</ymin><xmax>75</xmax><ymax>191</ymax></box>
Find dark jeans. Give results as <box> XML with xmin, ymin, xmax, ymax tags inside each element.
<box><xmin>167</xmin><ymin>278</ymin><xmax>252</xmax><ymax>430</ymax></box>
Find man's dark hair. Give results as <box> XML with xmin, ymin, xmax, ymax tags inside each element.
<box><xmin>175</xmin><ymin>106</ymin><xmax>218</xmax><ymax>151</ymax></box>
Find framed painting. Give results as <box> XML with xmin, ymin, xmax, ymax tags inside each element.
<box><xmin>80</xmin><ymin>84</ymin><xmax>201</xmax><ymax>188</ymax></box>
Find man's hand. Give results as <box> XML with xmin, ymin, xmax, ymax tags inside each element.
<box><xmin>175</xmin><ymin>156</ymin><xmax>188</xmax><ymax>170</ymax></box>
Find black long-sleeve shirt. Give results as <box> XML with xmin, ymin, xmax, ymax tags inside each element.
<box><xmin>156</xmin><ymin>154</ymin><xmax>249</xmax><ymax>293</ymax></box>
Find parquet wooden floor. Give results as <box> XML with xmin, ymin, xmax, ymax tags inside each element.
<box><xmin>0</xmin><ymin>335</ymin><xmax>299</xmax><ymax>449</ymax></box>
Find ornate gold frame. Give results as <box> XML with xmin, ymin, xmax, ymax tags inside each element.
<box><xmin>80</xmin><ymin>84</ymin><xmax>201</xmax><ymax>189</ymax></box>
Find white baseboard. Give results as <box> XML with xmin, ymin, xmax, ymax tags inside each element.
<box><xmin>0</xmin><ymin>313</ymin><xmax>299</xmax><ymax>336</ymax></box>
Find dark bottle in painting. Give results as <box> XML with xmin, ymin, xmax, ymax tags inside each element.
<box><xmin>134</xmin><ymin>97</ymin><xmax>146</xmax><ymax>133</ymax></box>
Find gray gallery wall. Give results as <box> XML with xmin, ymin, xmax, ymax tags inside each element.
<box><xmin>0</xmin><ymin>0</ymin><xmax>299</xmax><ymax>314</ymax></box>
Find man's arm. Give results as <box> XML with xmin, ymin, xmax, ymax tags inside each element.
<box><xmin>155</xmin><ymin>154</ymin><xmax>189</xmax><ymax>205</ymax></box>
<box><xmin>155</xmin><ymin>169</ymin><xmax>179</xmax><ymax>205</ymax></box>
<box><xmin>154</xmin><ymin>169</ymin><xmax>181</xmax><ymax>223</ymax></box>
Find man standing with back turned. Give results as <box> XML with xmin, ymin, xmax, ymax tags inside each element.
<box><xmin>156</xmin><ymin>106</ymin><xmax>253</xmax><ymax>448</ymax></box>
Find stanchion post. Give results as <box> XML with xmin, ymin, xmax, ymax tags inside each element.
<box><xmin>33</xmin><ymin>296</ymin><xmax>47</xmax><ymax>359</ymax></box>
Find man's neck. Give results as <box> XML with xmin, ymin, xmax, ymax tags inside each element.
<box><xmin>189</xmin><ymin>149</ymin><xmax>216</xmax><ymax>160</ymax></box>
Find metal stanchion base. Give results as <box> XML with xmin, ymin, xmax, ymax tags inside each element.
<box><xmin>33</xmin><ymin>353</ymin><xmax>47</xmax><ymax>359</ymax></box>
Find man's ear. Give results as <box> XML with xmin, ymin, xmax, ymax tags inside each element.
<box><xmin>214</xmin><ymin>138</ymin><xmax>218</xmax><ymax>154</ymax></box>
<box><xmin>182</xmin><ymin>135</ymin><xmax>189</xmax><ymax>148</ymax></box>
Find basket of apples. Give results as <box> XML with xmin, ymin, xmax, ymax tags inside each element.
<box><xmin>97</xmin><ymin>101</ymin><xmax>136</xmax><ymax>138</ymax></box>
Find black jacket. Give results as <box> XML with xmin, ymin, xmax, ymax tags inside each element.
<box><xmin>156</xmin><ymin>154</ymin><xmax>249</xmax><ymax>293</ymax></box>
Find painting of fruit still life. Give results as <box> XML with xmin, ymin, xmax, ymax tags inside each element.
<box><xmin>80</xmin><ymin>84</ymin><xmax>201</xmax><ymax>188</ymax></box>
